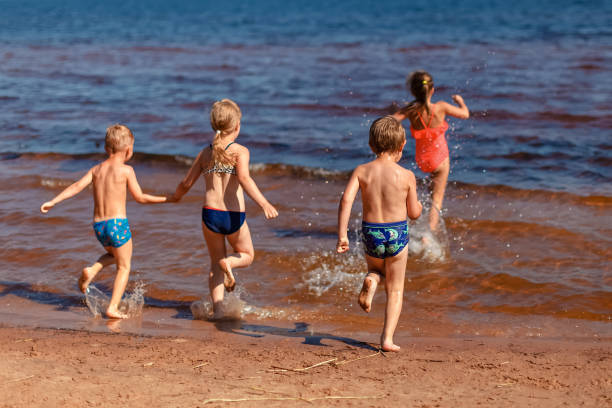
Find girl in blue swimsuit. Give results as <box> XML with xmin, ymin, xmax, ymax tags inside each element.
<box><xmin>171</xmin><ymin>99</ymin><xmax>278</xmax><ymax>313</ymax></box>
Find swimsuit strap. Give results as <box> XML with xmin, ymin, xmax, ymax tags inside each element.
<box><xmin>427</xmin><ymin>106</ymin><xmax>435</xmax><ymax>127</ymax></box>
<box><xmin>416</xmin><ymin>106</ymin><xmax>435</xmax><ymax>129</ymax></box>
<box><xmin>416</xmin><ymin>110</ymin><xmax>428</xmax><ymax>129</ymax></box>
<box><xmin>208</xmin><ymin>142</ymin><xmax>235</xmax><ymax>150</ymax></box>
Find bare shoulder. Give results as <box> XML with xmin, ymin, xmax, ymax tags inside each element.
<box><xmin>197</xmin><ymin>146</ymin><xmax>211</xmax><ymax>167</ymax></box>
<box><xmin>228</xmin><ymin>142</ymin><xmax>249</xmax><ymax>155</ymax></box>
<box><xmin>353</xmin><ymin>162</ymin><xmax>369</xmax><ymax>177</ymax></box>
<box><xmin>435</xmin><ymin>100</ymin><xmax>453</xmax><ymax>113</ymax></box>
<box><xmin>120</xmin><ymin>163</ymin><xmax>136</xmax><ymax>177</ymax></box>
<box><xmin>396</xmin><ymin>164</ymin><xmax>416</xmax><ymax>183</ymax></box>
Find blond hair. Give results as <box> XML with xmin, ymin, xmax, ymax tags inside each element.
<box><xmin>105</xmin><ymin>124</ymin><xmax>134</xmax><ymax>154</ymax></box>
<box><xmin>210</xmin><ymin>99</ymin><xmax>242</xmax><ymax>166</ymax></box>
<box><xmin>369</xmin><ymin>116</ymin><xmax>405</xmax><ymax>155</ymax></box>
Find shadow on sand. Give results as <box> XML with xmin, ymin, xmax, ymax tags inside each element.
<box><xmin>0</xmin><ymin>280</ymin><xmax>376</xmax><ymax>351</ymax></box>
<box><xmin>214</xmin><ymin>320</ymin><xmax>378</xmax><ymax>351</ymax></box>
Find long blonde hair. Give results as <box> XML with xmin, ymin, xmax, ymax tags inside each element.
<box><xmin>210</xmin><ymin>99</ymin><xmax>241</xmax><ymax>166</ymax></box>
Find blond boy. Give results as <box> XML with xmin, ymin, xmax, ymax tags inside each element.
<box><xmin>41</xmin><ymin>124</ymin><xmax>168</xmax><ymax>319</ymax></box>
<box><xmin>337</xmin><ymin>116</ymin><xmax>422</xmax><ymax>351</ymax></box>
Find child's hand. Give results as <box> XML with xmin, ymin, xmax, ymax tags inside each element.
<box><xmin>166</xmin><ymin>195</ymin><xmax>178</xmax><ymax>203</ymax></box>
<box><xmin>40</xmin><ymin>201</ymin><xmax>54</xmax><ymax>213</ymax></box>
<box><xmin>262</xmin><ymin>203</ymin><xmax>278</xmax><ymax>219</ymax></box>
<box><xmin>336</xmin><ymin>237</ymin><xmax>349</xmax><ymax>253</ymax></box>
<box><xmin>452</xmin><ymin>94</ymin><xmax>464</xmax><ymax>105</ymax></box>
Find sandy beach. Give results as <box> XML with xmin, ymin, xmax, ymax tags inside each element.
<box><xmin>1</xmin><ymin>324</ymin><xmax>609</xmax><ymax>407</ymax></box>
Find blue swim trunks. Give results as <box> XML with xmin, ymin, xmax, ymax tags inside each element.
<box><xmin>93</xmin><ymin>218</ymin><xmax>132</xmax><ymax>248</ymax></box>
<box><xmin>361</xmin><ymin>220</ymin><xmax>409</xmax><ymax>259</ymax></box>
<box><xmin>202</xmin><ymin>207</ymin><xmax>246</xmax><ymax>235</ymax></box>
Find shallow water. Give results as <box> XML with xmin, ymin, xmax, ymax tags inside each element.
<box><xmin>0</xmin><ymin>1</ymin><xmax>610</xmax><ymax>339</ymax></box>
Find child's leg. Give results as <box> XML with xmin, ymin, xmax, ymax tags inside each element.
<box><xmin>381</xmin><ymin>246</ymin><xmax>409</xmax><ymax>352</ymax></box>
<box><xmin>106</xmin><ymin>239</ymin><xmax>132</xmax><ymax>319</ymax></box>
<box><xmin>222</xmin><ymin>222</ymin><xmax>255</xmax><ymax>291</ymax></box>
<box><xmin>359</xmin><ymin>255</ymin><xmax>384</xmax><ymax>313</ymax></box>
<box><xmin>429</xmin><ymin>158</ymin><xmax>449</xmax><ymax>231</ymax></box>
<box><xmin>79</xmin><ymin>250</ymin><xmax>114</xmax><ymax>293</ymax></box>
<box><xmin>201</xmin><ymin>223</ymin><xmax>228</xmax><ymax>308</ymax></box>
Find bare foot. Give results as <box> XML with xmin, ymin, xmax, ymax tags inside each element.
<box><xmin>381</xmin><ymin>342</ymin><xmax>401</xmax><ymax>352</ymax></box>
<box><xmin>219</xmin><ymin>259</ymin><xmax>236</xmax><ymax>292</ymax></box>
<box><xmin>78</xmin><ymin>267</ymin><xmax>96</xmax><ymax>293</ymax></box>
<box><xmin>358</xmin><ymin>275</ymin><xmax>378</xmax><ymax>313</ymax></box>
<box><xmin>105</xmin><ymin>306</ymin><xmax>128</xmax><ymax>319</ymax></box>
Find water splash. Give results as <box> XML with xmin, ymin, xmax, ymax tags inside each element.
<box><xmin>84</xmin><ymin>281</ymin><xmax>146</xmax><ymax>318</ymax></box>
<box><xmin>84</xmin><ymin>285</ymin><xmax>108</xmax><ymax>317</ymax></box>
<box><xmin>408</xmin><ymin>208</ymin><xmax>450</xmax><ymax>262</ymax></box>
<box><xmin>190</xmin><ymin>287</ymin><xmax>294</xmax><ymax>321</ymax></box>
<box><xmin>191</xmin><ymin>290</ymin><xmax>247</xmax><ymax>321</ymax></box>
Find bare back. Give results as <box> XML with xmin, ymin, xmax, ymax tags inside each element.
<box><xmin>92</xmin><ymin>159</ymin><xmax>129</xmax><ymax>221</ymax></box>
<box><xmin>356</xmin><ymin>160</ymin><xmax>413</xmax><ymax>223</ymax></box>
<box><xmin>200</xmin><ymin>145</ymin><xmax>246</xmax><ymax>211</ymax></box>
<box><xmin>405</xmin><ymin>101</ymin><xmax>447</xmax><ymax>130</ymax></box>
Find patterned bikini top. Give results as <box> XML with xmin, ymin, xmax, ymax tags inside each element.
<box><xmin>203</xmin><ymin>142</ymin><xmax>236</xmax><ymax>176</ymax></box>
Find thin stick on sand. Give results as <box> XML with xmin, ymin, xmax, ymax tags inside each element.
<box><xmin>334</xmin><ymin>350</ymin><xmax>382</xmax><ymax>366</ymax></box>
<box><xmin>267</xmin><ymin>350</ymin><xmax>382</xmax><ymax>373</ymax></box>
<box><xmin>6</xmin><ymin>375</ymin><xmax>35</xmax><ymax>384</ymax></box>
<box><xmin>203</xmin><ymin>395</ymin><xmax>383</xmax><ymax>404</ymax></box>
<box><xmin>267</xmin><ymin>357</ymin><xmax>338</xmax><ymax>373</ymax></box>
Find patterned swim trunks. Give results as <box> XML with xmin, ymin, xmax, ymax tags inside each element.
<box><xmin>361</xmin><ymin>220</ymin><xmax>409</xmax><ymax>259</ymax></box>
<box><xmin>93</xmin><ymin>218</ymin><xmax>132</xmax><ymax>248</ymax></box>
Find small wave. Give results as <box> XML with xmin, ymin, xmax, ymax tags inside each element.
<box><xmin>5</xmin><ymin>150</ymin><xmax>612</xmax><ymax>206</ymax></box>
<box><xmin>125</xmin><ymin>46</ymin><xmax>194</xmax><ymax>54</ymax></box>
<box><xmin>473</xmin><ymin>109</ymin><xmax>611</xmax><ymax>127</ymax></box>
<box><xmin>285</xmin><ymin>102</ymin><xmax>394</xmax><ymax>117</ymax></box>
<box><xmin>450</xmin><ymin>180</ymin><xmax>612</xmax><ymax>207</ymax></box>
<box><xmin>249</xmin><ymin>162</ymin><xmax>347</xmax><ymax>180</ymax></box>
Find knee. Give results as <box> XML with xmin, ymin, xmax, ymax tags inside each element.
<box><xmin>116</xmin><ymin>265</ymin><xmax>130</xmax><ymax>275</ymax></box>
<box><xmin>243</xmin><ymin>250</ymin><xmax>254</xmax><ymax>265</ymax></box>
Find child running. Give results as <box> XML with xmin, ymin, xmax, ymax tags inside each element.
<box><xmin>337</xmin><ymin>116</ymin><xmax>422</xmax><ymax>352</ymax></box>
<box><xmin>40</xmin><ymin>124</ymin><xmax>169</xmax><ymax>319</ymax></box>
<box><xmin>393</xmin><ymin>70</ymin><xmax>469</xmax><ymax>231</ymax></box>
<box><xmin>171</xmin><ymin>99</ymin><xmax>278</xmax><ymax>313</ymax></box>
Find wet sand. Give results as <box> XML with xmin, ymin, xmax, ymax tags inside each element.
<box><xmin>1</xmin><ymin>325</ymin><xmax>609</xmax><ymax>407</ymax></box>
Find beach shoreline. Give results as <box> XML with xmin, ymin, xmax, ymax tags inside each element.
<box><xmin>1</xmin><ymin>323</ymin><xmax>609</xmax><ymax>408</ymax></box>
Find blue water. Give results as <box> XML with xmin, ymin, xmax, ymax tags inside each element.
<box><xmin>0</xmin><ymin>0</ymin><xmax>611</xmax><ymax>194</ymax></box>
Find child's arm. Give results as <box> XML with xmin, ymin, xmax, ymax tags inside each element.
<box><xmin>440</xmin><ymin>95</ymin><xmax>469</xmax><ymax>119</ymax></box>
<box><xmin>392</xmin><ymin>104</ymin><xmax>411</xmax><ymax>122</ymax></box>
<box><xmin>126</xmin><ymin>166</ymin><xmax>167</xmax><ymax>204</ymax></box>
<box><xmin>40</xmin><ymin>168</ymin><xmax>94</xmax><ymax>213</ymax></box>
<box><xmin>172</xmin><ymin>150</ymin><xmax>204</xmax><ymax>202</ymax></box>
<box><xmin>235</xmin><ymin>148</ymin><xmax>278</xmax><ymax>219</ymax></box>
<box><xmin>336</xmin><ymin>168</ymin><xmax>360</xmax><ymax>253</ymax></box>
<box><xmin>405</xmin><ymin>170</ymin><xmax>422</xmax><ymax>220</ymax></box>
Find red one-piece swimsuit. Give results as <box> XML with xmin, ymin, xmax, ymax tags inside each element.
<box><xmin>410</xmin><ymin>107</ymin><xmax>449</xmax><ymax>173</ymax></box>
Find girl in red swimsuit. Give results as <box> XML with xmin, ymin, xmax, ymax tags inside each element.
<box><xmin>393</xmin><ymin>71</ymin><xmax>469</xmax><ymax>231</ymax></box>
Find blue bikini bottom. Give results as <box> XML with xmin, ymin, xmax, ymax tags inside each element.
<box><xmin>202</xmin><ymin>207</ymin><xmax>246</xmax><ymax>235</ymax></box>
